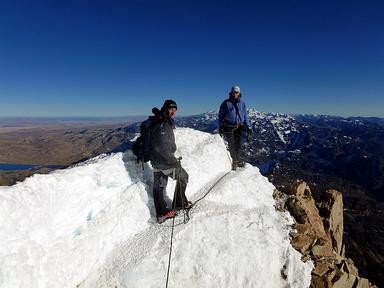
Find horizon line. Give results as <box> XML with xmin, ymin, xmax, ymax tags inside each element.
<box><xmin>0</xmin><ymin>111</ymin><xmax>384</xmax><ymax>119</ymax></box>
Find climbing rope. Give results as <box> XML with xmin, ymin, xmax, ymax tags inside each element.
<box><xmin>165</xmin><ymin>161</ymin><xmax>189</xmax><ymax>288</ymax></box>
<box><xmin>192</xmin><ymin>170</ymin><xmax>232</xmax><ymax>207</ymax></box>
<box><xmin>165</xmin><ymin>216</ymin><xmax>175</xmax><ymax>288</ymax></box>
<box><xmin>164</xmin><ymin>153</ymin><xmax>233</xmax><ymax>288</ymax></box>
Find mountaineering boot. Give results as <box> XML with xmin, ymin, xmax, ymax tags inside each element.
<box><xmin>157</xmin><ymin>209</ymin><xmax>177</xmax><ymax>224</ymax></box>
<box><xmin>174</xmin><ymin>201</ymin><xmax>193</xmax><ymax>211</ymax></box>
<box><xmin>237</xmin><ymin>161</ymin><xmax>245</xmax><ymax>168</ymax></box>
<box><xmin>234</xmin><ymin>160</ymin><xmax>245</xmax><ymax>168</ymax></box>
<box><xmin>184</xmin><ymin>201</ymin><xmax>193</xmax><ymax>209</ymax></box>
<box><xmin>232</xmin><ymin>162</ymin><xmax>237</xmax><ymax>171</ymax></box>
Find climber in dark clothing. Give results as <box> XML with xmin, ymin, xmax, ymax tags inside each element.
<box><xmin>218</xmin><ymin>85</ymin><xmax>251</xmax><ymax>170</ymax></box>
<box><xmin>150</xmin><ymin>100</ymin><xmax>192</xmax><ymax>222</ymax></box>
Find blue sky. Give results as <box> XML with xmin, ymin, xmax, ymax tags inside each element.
<box><xmin>0</xmin><ymin>0</ymin><xmax>383</xmax><ymax>117</ymax></box>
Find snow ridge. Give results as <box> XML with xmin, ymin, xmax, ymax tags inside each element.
<box><xmin>0</xmin><ymin>128</ymin><xmax>312</xmax><ymax>288</ymax></box>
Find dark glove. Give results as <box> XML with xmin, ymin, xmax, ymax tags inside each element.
<box><xmin>171</xmin><ymin>157</ymin><xmax>182</xmax><ymax>168</ymax></box>
<box><xmin>219</xmin><ymin>125</ymin><xmax>224</xmax><ymax>135</ymax></box>
<box><xmin>246</xmin><ymin>127</ymin><xmax>252</xmax><ymax>142</ymax></box>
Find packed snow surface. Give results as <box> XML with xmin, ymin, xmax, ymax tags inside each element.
<box><xmin>0</xmin><ymin>128</ymin><xmax>313</xmax><ymax>288</ymax></box>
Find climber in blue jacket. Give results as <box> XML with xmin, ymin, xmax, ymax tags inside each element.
<box><xmin>218</xmin><ymin>85</ymin><xmax>251</xmax><ymax>170</ymax></box>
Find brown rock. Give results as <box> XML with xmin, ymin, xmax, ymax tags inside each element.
<box><xmin>341</xmin><ymin>244</ymin><xmax>345</xmax><ymax>258</ymax></box>
<box><xmin>331</xmin><ymin>271</ymin><xmax>348</xmax><ymax>288</ymax></box>
<box><xmin>340</xmin><ymin>259</ymin><xmax>359</xmax><ymax>276</ymax></box>
<box><xmin>301</xmin><ymin>255</ymin><xmax>312</xmax><ymax>262</ymax></box>
<box><xmin>332</xmin><ymin>271</ymin><xmax>358</xmax><ymax>288</ymax></box>
<box><xmin>346</xmin><ymin>258</ymin><xmax>359</xmax><ymax>276</ymax></box>
<box><xmin>325</xmin><ymin>269</ymin><xmax>337</xmax><ymax>283</ymax></box>
<box><xmin>355</xmin><ymin>277</ymin><xmax>370</xmax><ymax>288</ymax></box>
<box><xmin>311</xmin><ymin>241</ymin><xmax>334</xmax><ymax>258</ymax></box>
<box><xmin>310</xmin><ymin>275</ymin><xmax>332</xmax><ymax>288</ymax></box>
<box><xmin>292</xmin><ymin>234</ymin><xmax>315</xmax><ymax>253</ymax></box>
<box><xmin>288</xmin><ymin>181</ymin><xmax>328</xmax><ymax>239</ymax></box>
<box><xmin>319</xmin><ymin>189</ymin><xmax>344</xmax><ymax>255</ymax></box>
<box><xmin>313</xmin><ymin>261</ymin><xmax>332</xmax><ymax>276</ymax></box>
<box><xmin>286</xmin><ymin>198</ymin><xmax>308</xmax><ymax>224</ymax></box>
<box><xmin>293</xmin><ymin>223</ymin><xmax>312</xmax><ymax>235</ymax></box>
<box><xmin>345</xmin><ymin>275</ymin><xmax>358</xmax><ymax>287</ymax></box>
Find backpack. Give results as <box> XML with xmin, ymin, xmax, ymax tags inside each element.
<box><xmin>132</xmin><ymin>118</ymin><xmax>156</xmax><ymax>163</ymax></box>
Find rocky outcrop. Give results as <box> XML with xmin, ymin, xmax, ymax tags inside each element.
<box><xmin>274</xmin><ymin>180</ymin><xmax>377</xmax><ymax>288</ymax></box>
<box><xmin>318</xmin><ymin>189</ymin><xmax>344</xmax><ymax>256</ymax></box>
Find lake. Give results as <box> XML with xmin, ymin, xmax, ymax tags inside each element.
<box><xmin>0</xmin><ymin>164</ymin><xmax>64</xmax><ymax>171</ymax></box>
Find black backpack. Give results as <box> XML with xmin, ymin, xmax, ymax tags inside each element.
<box><xmin>132</xmin><ymin>118</ymin><xmax>156</xmax><ymax>163</ymax></box>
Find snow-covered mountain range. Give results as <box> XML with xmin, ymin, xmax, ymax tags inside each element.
<box><xmin>0</xmin><ymin>128</ymin><xmax>313</xmax><ymax>288</ymax></box>
<box><xmin>177</xmin><ymin>109</ymin><xmax>384</xmax><ymax>201</ymax></box>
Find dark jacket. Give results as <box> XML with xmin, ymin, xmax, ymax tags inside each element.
<box><xmin>150</xmin><ymin>108</ymin><xmax>178</xmax><ymax>169</ymax></box>
<box><xmin>218</xmin><ymin>94</ymin><xmax>250</xmax><ymax>128</ymax></box>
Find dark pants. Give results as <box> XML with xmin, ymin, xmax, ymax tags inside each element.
<box><xmin>152</xmin><ymin>167</ymin><xmax>189</xmax><ymax>216</ymax></box>
<box><xmin>223</xmin><ymin>126</ymin><xmax>243</xmax><ymax>162</ymax></box>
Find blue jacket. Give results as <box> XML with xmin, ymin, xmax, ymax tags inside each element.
<box><xmin>219</xmin><ymin>95</ymin><xmax>250</xmax><ymax>128</ymax></box>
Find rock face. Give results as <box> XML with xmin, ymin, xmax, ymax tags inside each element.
<box><xmin>276</xmin><ymin>180</ymin><xmax>376</xmax><ymax>288</ymax></box>
<box><xmin>318</xmin><ymin>190</ymin><xmax>344</xmax><ymax>256</ymax></box>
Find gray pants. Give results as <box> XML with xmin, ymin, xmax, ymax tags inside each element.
<box><xmin>152</xmin><ymin>167</ymin><xmax>189</xmax><ymax>216</ymax></box>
